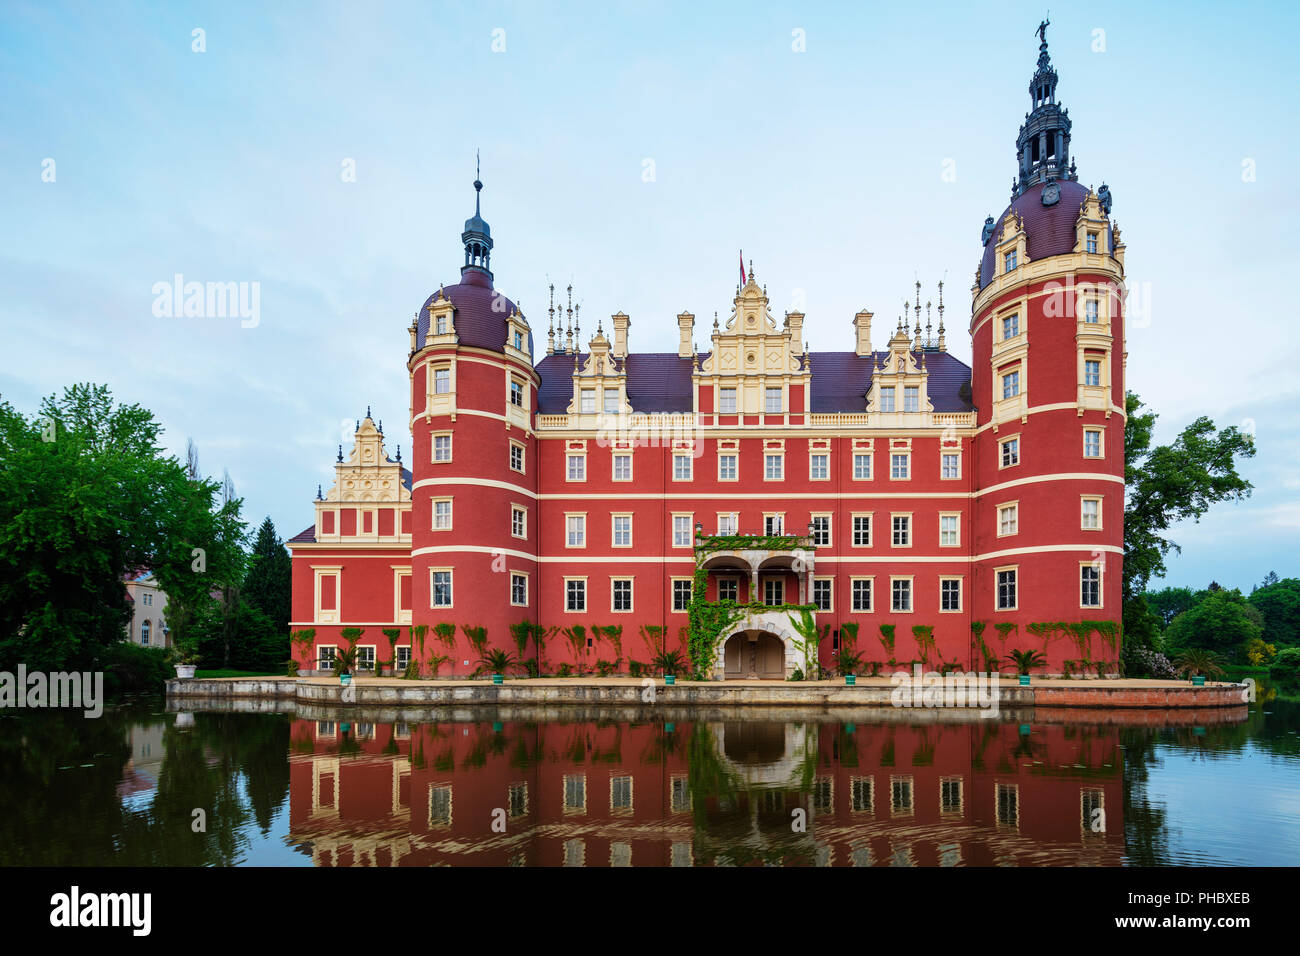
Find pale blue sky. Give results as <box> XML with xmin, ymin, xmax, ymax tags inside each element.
<box><xmin>2</xmin><ymin>1</ymin><xmax>1297</xmax><ymax>590</ymax></box>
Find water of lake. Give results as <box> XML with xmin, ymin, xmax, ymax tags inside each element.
<box><xmin>2</xmin><ymin>686</ymin><xmax>1297</xmax><ymax>866</ymax></box>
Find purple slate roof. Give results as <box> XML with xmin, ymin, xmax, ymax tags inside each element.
<box><xmin>416</xmin><ymin>269</ymin><xmax>533</xmax><ymax>358</ymax></box>
<box><xmin>288</xmin><ymin>525</ymin><xmax>316</xmax><ymax>544</ymax></box>
<box><xmin>536</xmin><ymin>349</ymin><xmax>973</xmax><ymax>414</ymax></box>
<box><xmin>979</xmin><ymin>179</ymin><xmax>1111</xmax><ymax>289</ymax></box>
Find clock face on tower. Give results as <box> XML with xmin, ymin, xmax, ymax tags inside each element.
<box><xmin>1042</xmin><ymin>181</ymin><xmax>1060</xmax><ymax>206</ymax></box>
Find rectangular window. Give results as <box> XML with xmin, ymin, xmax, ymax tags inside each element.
<box><xmin>852</xmin><ymin>777</ymin><xmax>874</xmax><ymax>814</ymax></box>
<box><xmin>434</xmin><ymin>367</ymin><xmax>451</xmax><ymax>394</ymax></box>
<box><xmin>435</xmin><ymin>315</ymin><xmax>448</xmax><ymax>335</ymax></box>
<box><xmin>890</xmin><ymin>453</ymin><xmax>909</xmax><ymax>479</ymax></box>
<box><xmin>879</xmin><ymin>387</ymin><xmax>895</xmax><ymax>413</ymax></box>
<box><xmin>717</xmin><ymin>512</ymin><xmax>737</xmax><ymax>535</ymax></box>
<box><xmin>1081</xmin><ymin>565</ymin><xmax>1101</xmax><ymax>607</ymax></box>
<box><xmin>510</xmin><ymin>379</ymin><xmax>525</xmax><ymax>407</ymax></box>
<box><xmin>765</xmin><ymin>387</ymin><xmax>782</xmax><ymax>414</ymax></box>
<box><xmin>1081</xmin><ymin>497</ymin><xmax>1101</xmax><ymax>530</ymax></box>
<box><xmin>510</xmin><ymin>442</ymin><xmax>524</xmax><ymax>473</ymax></box>
<box><xmin>513</xmin><ymin>330</ymin><xmax>524</xmax><ymax>350</ymax></box>
<box><xmin>603</xmin><ymin>390</ymin><xmax>619</xmax><ymax>414</ymax></box>
<box><xmin>1084</xmin><ymin>359</ymin><xmax>1101</xmax><ymax>387</ymax></box>
<box><xmin>891</xmin><ymin>578</ymin><xmax>912</xmax><ymax>613</ymax></box>
<box><xmin>998</xmin><ymin>503</ymin><xmax>1018</xmax><ymax>536</ymax></box>
<box><xmin>673</xmin><ymin>454</ymin><xmax>692</xmax><ymax>481</ymax></box>
<box><xmin>718</xmin><ymin>453</ymin><xmax>737</xmax><ymax>480</ymax></box>
<box><xmin>812</xmin><ymin>579</ymin><xmax>832</xmax><ymax>612</ymax></box>
<box><xmin>511</xmin><ymin>573</ymin><xmax>528</xmax><ymax>607</ymax></box>
<box><xmin>764</xmin><ymin>454</ymin><xmax>783</xmax><ymax>480</ymax></box>
<box><xmin>941</xmin><ymin>452</ymin><xmax>960</xmax><ymax>479</ymax></box>
<box><xmin>1002</xmin><ymin>314</ymin><xmax>1019</xmax><ymax>339</ymax></box>
<box><xmin>853</xmin><ymin>452</ymin><xmax>872</xmax><ymax>479</ymax></box>
<box><xmin>1005</xmin><ymin>250</ymin><xmax>1017</xmax><ymax>272</ymax></box>
<box><xmin>433</xmin><ymin>434</ymin><xmax>452</xmax><ymax>462</ymax></box>
<box><xmin>903</xmin><ymin>386</ymin><xmax>919</xmax><ymax>412</ymax></box>
<box><xmin>612</xmin><ymin>514</ymin><xmax>632</xmax><ymax>547</ymax></box>
<box><xmin>1000</xmin><ymin>437</ymin><xmax>1020</xmax><ymax>467</ymax></box>
<box><xmin>940</xmin><ymin>514</ymin><xmax>959</xmax><ymax>547</ymax></box>
<box><xmin>809</xmin><ymin>453</ymin><xmax>829</xmax><ymax>480</ymax></box>
<box><xmin>892</xmin><ymin>515</ymin><xmax>910</xmax><ymax>546</ymax></box>
<box><xmin>810</xmin><ymin>515</ymin><xmax>830</xmax><ymax>547</ymax></box>
<box><xmin>851</xmin><ymin>578</ymin><xmax>872</xmax><ymax>612</ymax></box>
<box><xmin>1002</xmin><ymin>370</ymin><xmax>1020</xmax><ymax>399</ymax></box>
<box><xmin>611</xmin><ymin>775</ymin><xmax>633</xmax><ymax>813</ymax></box>
<box><xmin>429</xmin><ymin>785</ymin><xmax>453</xmax><ymax>827</ymax></box>
<box><xmin>564</xmin><ymin>775</ymin><xmax>586</xmax><ymax>813</ymax></box>
<box><xmin>580</xmin><ymin>389</ymin><xmax>595</xmax><ymax>413</ymax></box>
<box><xmin>1084</xmin><ymin>429</ymin><xmax>1102</xmax><ymax>458</ymax></box>
<box><xmin>718</xmin><ymin>579</ymin><xmax>739</xmax><ymax>602</ymax></box>
<box><xmin>996</xmin><ymin>569</ymin><xmax>1017</xmax><ymax>610</ymax></box>
<box><xmin>396</xmin><ymin>646</ymin><xmax>411</xmax><ymax>671</ymax></box>
<box><xmin>1085</xmin><ymin>299</ymin><xmax>1099</xmax><ymax>323</ymax></box>
<box><xmin>567</xmin><ymin>454</ymin><xmax>585</xmax><ymax>480</ymax></box>
<box><xmin>511</xmin><ymin>506</ymin><xmax>526</xmax><ymax>538</ymax></box>
<box><xmin>852</xmin><ymin>515</ymin><xmax>871</xmax><ymax>546</ymax></box>
<box><xmin>672</xmin><ymin>579</ymin><xmax>692</xmax><ymax>612</ymax></box>
<box><xmin>996</xmin><ymin>783</ymin><xmax>1018</xmax><ymax>826</ymax></box>
<box><xmin>613</xmin><ymin>453</ymin><xmax>632</xmax><ymax>480</ymax></box>
<box><xmin>612</xmin><ymin>578</ymin><xmax>632</xmax><ymax>612</ymax></box>
<box><xmin>318</xmin><ymin>646</ymin><xmax>336</xmax><ymax>671</ymax></box>
<box><xmin>764</xmin><ymin>514</ymin><xmax>784</xmax><ymax>535</ymax></box>
<box><xmin>941</xmin><ymin>578</ymin><xmax>962</xmax><ymax>612</ymax></box>
<box><xmin>566</xmin><ymin>514</ymin><xmax>586</xmax><ymax>548</ymax></box>
<box><xmin>432</xmin><ymin>570</ymin><xmax>453</xmax><ymax>607</ymax></box>
<box><xmin>764</xmin><ymin>579</ymin><xmax>784</xmax><ymax>607</ymax></box>
<box><xmin>1086</xmin><ymin>232</ymin><xmax>1098</xmax><ymax>254</ymax></box>
<box><xmin>673</xmin><ymin>515</ymin><xmax>692</xmax><ymax>547</ymax></box>
<box><xmin>719</xmin><ymin>388</ymin><xmax>737</xmax><ymax>414</ymax></box>
<box><xmin>432</xmin><ymin>499</ymin><xmax>452</xmax><ymax>530</ymax></box>
<box><xmin>566</xmin><ymin>579</ymin><xmax>586</xmax><ymax>612</ymax></box>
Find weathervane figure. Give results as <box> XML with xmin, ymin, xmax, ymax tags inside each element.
<box><xmin>1036</xmin><ymin>16</ymin><xmax>1050</xmax><ymax>44</ymax></box>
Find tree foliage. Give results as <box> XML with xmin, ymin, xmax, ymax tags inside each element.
<box><xmin>1247</xmin><ymin>575</ymin><xmax>1300</xmax><ymax>647</ymax></box>
<box><xmin>1163</xmin><ymin>589</ymin><xmax>1263</xmax><ymax>654</ymax></box>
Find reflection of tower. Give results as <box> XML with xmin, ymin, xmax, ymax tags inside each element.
<box><xmin>407</xmin><ymin>167</ymin><xmax>537</xmax><ymax>675</ymax></box>
<box><xmin>970</xmin><ymin>27</ymin><xmax>1126</xmax><ymax>669</ymax></box>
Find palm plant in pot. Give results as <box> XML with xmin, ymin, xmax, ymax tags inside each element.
<box><xmin>1173</xmin><ymin>648</ymin><xmax>1224</xmax><ymax>686</ymax></box>
<box><xmin>653</xmin><ymin>649</ymin><xmax>687</xmax><ymax>684</ymax></box>
<box><xmin>1005</xmin><ymin>648</ymin><xmax>1047</xmax><ymax>686</ymax></box>
<box><xmin>334</xmin><ymin>644</ymin><xmax>359</xmax><ymax>686</ymax></box>
<box><xmin>479</xmin><ymin>648</ymin><xmax>520</xmax><ymax>685</ymax></box>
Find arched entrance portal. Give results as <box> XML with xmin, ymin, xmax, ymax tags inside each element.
<box><xmin>723</xmin><ymin>630</ymin><xmax>786</xmax><ymax>680</ymax></box>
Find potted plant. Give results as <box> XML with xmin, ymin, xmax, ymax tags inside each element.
<box><xmin>836</xmin><ymin>647</ymin><xmax>863</xmax><ymax>686</ymax></box>
<box><xmin>171</xmin><ymin>642</ymin><xmax>200</xmax><ymax>679</ymax></box>
<box><xmin>1006</xmin><ymin>648</ymin><xmax>1046</xmax><ymax>686</ymax></box>
<box><xmin>334</xmin><ymin>645</ymin><xmax>358</xmax><ymax>686</ymax></box>
<box><xmin>653</xmin><ymin>649</ymin><xmax>686</xmax><ymax>685</ymax></box>
<box><xmin>1173</xmin><ymin>648</ymin><xmax>1224</xmax><ymax>687</ymax></box>
<box><xmin>478</xmin><ymin>648</ymin><xmax>519</xmax><ymax>685</ymax></box>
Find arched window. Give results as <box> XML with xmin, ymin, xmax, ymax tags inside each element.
<box><xmin>141</xmin><ymin>620</ymin><xmax>151</xmax><ymax>646</ymax></box>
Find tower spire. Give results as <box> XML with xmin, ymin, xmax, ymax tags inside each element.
<box><xmin>460</xmin><ymin>153</ymin><xmax>494</xmax><ymax>279</ymax></box>
<box><xmin>1014</xmin><ymin>17</ymin><xmax>1075</xmax><ymax>196</ymax></box>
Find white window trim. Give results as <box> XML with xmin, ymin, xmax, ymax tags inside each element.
<box><xmin>431</xmin><ymin>431</ymin><xmax>453</xmax><ymax>463</ymax></box>
<box><xmin>939</xmin><ymin>575</ymin><xmax>964</xmax><ymax>614</ymax></box>
<box><xmin>431</xmin><ymin>496</ymin><xmax>453</xmax><ymax>531</ymax></box>
<box><xmin>563</xmin><ymin>576</ymin><xmax>588</xmax><ymax>613</ymax></box>
<box><xmin>810</xmin><ymin>512</ymin><xmax>833</xmax><ymax>548</ymax></box>
<box><xmin>610</xmin><ymin>576</ymin><xmax>635</xmax><ymax>614</ymax></box>
<box><xmin>510</xmin><ymin>571</ymin><xmax>529</xmax><ymax>608</ymax></box>
<box><xmin>669</xmin><ymin>576</ymin><xmax>693</xmax><ymax>614</ymax></box>
<box><xmin>1080</xmin><ymin>561</ymin><xmax>1104</xmax><ymax>610</ymax></box>
<box><xmin>611</xmin><ymin>512</ymin><xmax>633</xmax><ymax>549</ymax></box>
<box><xmin>812</xmin><ymin>576</ymin><xmax>834</xmax><ymax>612</ymax></box>
<box><xmin>764</xmin><ymin>452</ymin><xmax>785</xmax><ymax>481</ymax></box>
<box><xmin>850</xmin><ymin>576</ymin><xmax>874</xmax><ymax>613</ymax></box>
<box><xmin>852</xmin><ymin>451</ymin><xmax>874</xmax><ymax>481</ymax></box>
<box><xmin>998</xmin><ymin>433</ymin><xmax>1022</xmax><ymax>470</ymax></box>
<box><xmin>511</xmin><ymin>504</ymin><xmax>528</xmax><ymax>540</ymax></box>
<box><xmin>938</xmin><ymin>511</ymin><xmax>961</xmax><ymax>548</ymax></box>
<box><xmin>612</xmin><ymin>452</ymin><xmax>633</xmax><ymax>482</ymax></box>
<box><xmin>995</xmin><ymin>565</ymin><xmax>1019</xmax><ymax>612</ymax></box>
<box><xmin>509</xmin><ymin>440</ymin><xmax>526</xmax><ymax>475</ymax></box>
<box><xmin>851</xmin><ymin>511</ymin><xmax>873</xmax><ymax>548</ymax></box>
<box><xmin>430</xmin><ymin>567</ymin><xmax>454</xmax><ymax>608</ymax></box>
<box><xmin>565</xmin><ymin>512</ymin><xmax>587</xmax><ymax>549</ymax></box>
<box><xmin>717</xmin><ymin>452</ymin><xmax>739</xmax><ymax>482</ymax></box>
<box><xmin>890</xmin><ymin>575</ymin><xmax>915</xmax><ymax>614</ymax></box>
<box><xmin>890</xmin><ymin>512</ymin><xmax>913</xmax><ymax>549</ymax></box>
<box><xmin>808</xmin><ymin>452</ymin><xmax>831</xmax><ymax>482</ymax></box>
<box><xmin>1082</xmin><ymin>427</ymin><xmax>1104</xmax><ymax>459</ymax></box>
<box><xmin>940</xmin><ymin>449</ymin><xmax>962</xmax><ymax>480</ymax></box>
<box><xmin>566</xmin><ymin>452</ymin><xmax>587</xmax><ymax>482</ymax></box>
<box><xmin>996</xmin><ymin>500</ymin><xmax>1019</xmax><ymax>538</ymax></box>
<box><xmin>763</xmin><ymin>512</ymin><xmax>787</xmax><ymax>536</ymax></box>
<box><xmin>889</xmin><ymin>452</ymin><xmax>911</xmax><ymax>481</ymax></box>
<box><xmin>1081</xmin><ymin>495</ymin><xmax>1103</xmax><ymax>531</ymax></box>
<box><xmin>672</xmin><ymin>452</ymin><xmax>693</xmax><ymax>482</ymax></box>
<box><xmin>671</xmin><ymin>512</ymin><xmax>694</xmax><ymax>549</ymax></box>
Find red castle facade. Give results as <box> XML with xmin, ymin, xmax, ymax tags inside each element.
<box><xmin>288</xmin><ymin>30</ymin><xmax>1126</xmax><ymax>679</ymax></box>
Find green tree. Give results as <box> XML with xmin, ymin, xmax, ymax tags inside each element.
<box><xmin>1122</xmin><ymin>594</ymin><xmax>1163</xmax><ymax>652</ymax></box>
<box><xmin>1248</xmin><ymin>577</ymin><xmax>1300</xmax><ymax>647</ymax></box>
<box><xmin>1123</xmin><ymin>391</ymin><xmax>1255</xmax><ymax>604</ymax></box>
<box><xmin>1144</xmin><ymin>586</ymin><xmax>1197</xmax><ymax>628</ymax></box>
<box><xmin>244</xmin><ymin>517</ymin><xmax>291</xmax><ymax>637</ymax></box>
<box><xmin>1163</xmin><ymin>589</ymin><xmax>1263</xmax><ymax>655</ymax></box>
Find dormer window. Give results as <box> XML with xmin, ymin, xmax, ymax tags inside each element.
<box><xmin>1005</xmin><ymin>250</ymin><xmax>1018</xmax><ymax>272</ymax></box>
<box><xmin>513</xmin><ymin>330</ymin><xmax>524</xmax><ymax>350</ymax></box>
<box><xmin>903</xmin><ymin>386</ymin><xmax>919</xmax><ymax>412</ymax></box>
<box><xmin>436</xmin><ymin>316</ymin><xmax>448</xmax><ymax>335</ymax></box>
<box><xmin>1086</xmin><ymin>232</ymin><xmax>1098</xmax><ymax>254</ymax></box>
<box><xmin>603</xmin><ymin>390</ymin><xmax>619</xmax><ymax>414</ymax></box>
<box><xmin>879</xmin><ymin>387</ymin><xmax>895</xmax><ymax>413</ymax></box>
<box><xmin>580</xmin><ymin>389</ymin><xmax>595</xmax><ymax>413</ymax></box>
<box><xmin>719</xmin><ymin>388</ymin><xmax>737</xmax><ymax>414</ymax></box>
<box><xmin>764</xmin><ymin>388</ymin><xmax>782</xmax><ymax>414</ymax></box>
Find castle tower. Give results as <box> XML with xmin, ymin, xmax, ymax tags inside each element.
<box><xmin>407</xmin><ymin>167</ymin><xmax>538</xmax><ymax>676</ymax></box>
<box><xmin>970</xmin><ymin>20</ymin><xmax>1126</xmax><ymax>670</ymax></box>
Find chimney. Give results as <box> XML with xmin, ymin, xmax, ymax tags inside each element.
<box><xmin>853</xmin><ymin>310</ymin><xmax>873</xmax><ymax>357</ymax></box>
<box><xmin>611</xmin><ymin>312</ymin><xmax>630</xmax><ymax>359</ymax></box>
<box><xmin>785</xmin><ymin>311</ymin><xmax>804</xmax><ymax>351</ymax></box>
<box><xmin>677</xmin><ymin>311</ymin><xmax>695</xmax><ymax>359</ymax></box>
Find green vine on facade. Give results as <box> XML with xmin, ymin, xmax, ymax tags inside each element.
<box><xmin>878</xmin><ymin>623</ymin><xmax>897</xmax><ymax>661</ymax></box>
<box><xmin>911</xmin><ymin>625</ymin><xmax>936</xmax><ymax>666</ymax></box>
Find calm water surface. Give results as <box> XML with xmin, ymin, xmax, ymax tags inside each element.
<box><xmin>2</xmin><ymin>687</ymin><xmax>1297</xmax><ymax>866</ymax></box>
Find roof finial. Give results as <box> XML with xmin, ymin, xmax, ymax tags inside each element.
<box><xmin>474</xmin><ymin>149</ymin><xmax>482</xmax><ymax>215</ymax></box>
<box><xmin>748</xmin><ymin>258</ymin><xmax>754</xmax><ymax>282</ymax></box>
<box><xmin>337</xmin><ymin>444</ymin><xmax>343</xmax><ymax>462</ymax></box>
<box><xmin>366</xmin><ymin>404</ymin><xmax>371</xmax><ymax>420</ymax></box>
<box><xmin>316</xmin><ymin>483</ymin><xmax>323</xmax><ymax>500</ymax></box>
<box><xmin>396</xmin><ymin>444</ymin><xmax>402</xmax><ymax>463</ymax></box>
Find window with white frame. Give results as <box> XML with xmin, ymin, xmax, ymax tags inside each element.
<box><xmin>764</xmin><ymin>514</ymin><xmax>784</xmax><ymax>535</ymax></box>
<box><xmin>890</xmin><ymin>453</ymin><xmax>910</xmax><ymax>479</ymax></box>
<box><xmin>1002</xmin><ymin>314</ymin><xmax>1019</xmax><ymax>339</ymax></box>
<box><xmin>433</xmin><ymin>433</ymin><xmax>452</xmax><ymax>462</ymax></box>
<box><xmin>318</xmin><ymin>646</ymin><xmax>336</xmax><ymax>671</ymax></box>
<box><xmin>567</xmin><ymin>454</ymin><xmax>585</xmax><ymax>480</ymax></box>
<box><xmin>566</xmin><ymin>579</ymin><xmax>586</xmax><ymax>612</ymax></box>
<box><xmin>613</xmin><ymin>453</ymin><xmax>632</xmax><ymax>481</ymax></box>
<box><xmin>431</xmin><ymin>570</ymin><xmax>453</xmax><ymax>607</ymax></box>
<box><xmin>764</xmin><ymin>579</ymin><xmax>784</xmax><ymax>606</ymax></box>
<box><xmin>851</xmin><ymin>578</ymin><xmax>872</xmax><ymax>612</ymax></box>
<box><xmin>717</xmin><ymin>512</ymin><xmax>737</xmax><ymax>535</ymax></box>
<box><xmin>904</xmin><ymin>386</ymin><xmax>919</xmax><ymax>412</ymax></box>
<box><xmin>1081</xmin><ymin>497</ymin><xmax>1102</xmax><ymax>530</ymax></box>
<box><xmin>396</xmin><ymin>646</ymin><xmax>411</xmax><ymax>671</ymax></box>
<box><xmin>718</xmin><ymin>578</ymin><xmax>739</xmax><ymax>602</ymax></box>
<box><xmin>719</xmin><ymin>388</ymin><xmax>737</xmax><ymax>414</ymax></box>
<box><xmin>764</xmin><ymin>387</ymin><xmax>782</xmax><ymax>414</ymax></box>
<box><xmin>511</xmin><ymin>573</ymin><xmax>528</xmax><ymax>606</ymax></box>
<box><xmin>612</xmin><ymin>514</ymin><xmax>632</xmax><ymax>547</ymax></box>
<box><xmin>891</xmin><ymin>578</ymin><xmax>912</xmax><ymax>612</ymax></box>
<box><xmin>1084</xmin><ymin>359</ymin><xmax>1101</xmax><ymax>387</ymax></box>
<box><xmin>809</xmin><ymin>453</ymin><xmax>829</xmax><ymax>480</ymax></box>
<box><xmin>1005</xmin><ymin>250</ymin><xmax>1017</xmax><ymax>272</ymax></box>
<box><xmin>1002</xmin><ymin>369</ymin><xmax>1021</xmax><ymax>399</ymax></box>
<box><xmin>1000</xmin><ymin>437</ymin><xmax>1020</xmax><ymax>467</ymax></box>
<box><xmin>434</xmin><ymin>366</ymin><xmax>451</xmax><ymax>394</ymax></box>
<box><xmin>510</xmin><ymin>379</ymin><xmax>525</xmax><ymax>408</ymax></box>
<box><xmin>852</xmin><ymin>514</ymin><xmax>872</xmax><ymax>546</ymax></box>
<box><xmin>435</xmin><ymin>315</ymin><xmax>448</xmax><ymax>335</ymax></box>
<box><xmin>996</xmin><ymin>568</ymin><xmax>1017</xmax><ymax>610</ymax></box>
<box><xmin>718</xmin><ymin>453</ymin><xmax>737</xmax><ymax>480</ymax></box>
<box><xmin>939</xmin><ymin>514</ymin><xmax>959</xmax><ymax>547</ymax></box>
<box><xmin>1085</xmin><ymin>299</ymin><xmax>1099</xmax><ymax>323</ymax></box>
<box><xmin>510</xmin><ymin>442</ymin><xmax>524</xmax><ymax>473</ymax></box>
<box><xmin>940</xmin><ymin>578</ymin><xmax>962</xmax><ymax>612</ymax></box>
<box><xmin>879</xmin><ymin>387</ymin><xmax>896</xmax><ymax>412</ymax></box>
<box><xmin>672</xmin><ymin>515</ymin><xmax>692</xmax><ymax>547</ymax></box>
<box><xmin>566</xmin><ymin>514</ymin><xmax>586</xmax><ymax>547</ymax></box>
<box><xmin>853</xmin><ymin>452</ymin><xmax>872</xmax><ymax>479</ymax></box>
<box><xmin>1083</xmin><ymin>428</ymin><xmax>1102</xmax><ymax>459</ymax></box>
<box><xmin>612</xmin><ymin>578</ymin><xmax>632</xmax><ymax>612</ymax></box>
<box><xmin>941</xmin><ymin>452</ymin><xmax>960</xmax><ymax>479</ymax></box>
<box><xmin>764</xmin><ymin>453</ymin><xmax>783</xmax><ymax>480</ymax></box>
<box><xmin>603</xmin><ymin>390</ymin><xmax>619</xmax><ymax>414</ymax></box>
<box><xmin>998</xmin><ymin>503</ymin><xmax>1018</xmax><ymax>536</ymax></box>
<box><xmin>580</xmin><ymin>389</ymin><xmax>595</xmax><ymax>413</ymax></box>
<box><xmin>357</xmin><ymin>644</ymin><xmax>378</xmax><ymax>670</ymax></box>
<box><xmin>1081</xmin><ymin>565</ymin><xmax>1102</xmax><ymax>607</ymax></box>
<box><xmin>511</xmin><ymin>505</ymin><xmax>527</xmax><ymax>538</ymax></box>
<box><xmin>673</xmin><ymin>453</ymin><xmax>692</xmax><ymax>481</ymax></box>
<box><xmin>810</xmin><ymin>515</ymin><xmax>830</xmax><ymax>547</ymax></box>
<box><xmin>891</xmin><ymin>514</ymin><xmax>910</xmax><ymax>546</ymax></box>
<box><xmin>672</xmin><ymin>579</ymin><xmax>692</xmax><ymax>612</ymax></box>
<box><xmin>812</xmin><ymin>579</ymin><xmax>832</xmax><ymax>611</ymax></box>
<box><xmin>432</xmin><ymin>499</ymin><xmax>452</xmax><ymax>530</ymax></box>
<box><xmin>1086</xmin><ymin>232</ymin><xmax>1098</xmax><ymax>254</ymax></box>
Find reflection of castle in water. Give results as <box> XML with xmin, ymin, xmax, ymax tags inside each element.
<box><xmin>287</xmin><ymin>716</ymin><xmax>1133</xmax><ymax>866</ymax></box>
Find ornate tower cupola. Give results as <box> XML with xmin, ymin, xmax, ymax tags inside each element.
<box><xmin>461</xmin><ymin>154</ymin><xmax>493</xmax><ymax>279</ymax></box>
<box><xmin>1015</xmin><ymin>18</ymin><xmax>1076</xmax><ymax>196</ymax></box>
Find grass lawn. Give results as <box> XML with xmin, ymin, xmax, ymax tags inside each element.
<box><xmin>194</xmin><ymin>668</ymin><xmax>283</xmax><ymax>679</ymax></box>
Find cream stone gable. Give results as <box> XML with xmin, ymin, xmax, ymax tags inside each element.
<box><xmin>865</xmin><ymin>324</ymin><xmax>936</xmax><ymax>424</ymax></box>
<box><xmin>566</xmin><ymin>326</ymin><xmax>629</xmax><ymax>418</ymax></box>
<box><xmin>325</xmin><ymin>415</ymin><xmax>410</xmax><ymax>504</ymax></box>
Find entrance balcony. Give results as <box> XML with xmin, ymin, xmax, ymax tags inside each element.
<box><xmin>693</xmin><ymin>526</ymin><xmax>817</xmax><ymax>604</ymax></box>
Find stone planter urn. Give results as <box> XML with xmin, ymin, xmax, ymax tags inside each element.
<box><xmin>174</xmin><ymin>664</ymin><xmax>196</xmax><ymax>680</ymax></box>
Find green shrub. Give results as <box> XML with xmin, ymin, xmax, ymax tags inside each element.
<box><xmin>1269</xmin><ymin>647</ymin><xmax>1300</xmax><ymax>680</ymax></box>
<box><xmin>100</xmin><ymin>642</ymin><xmax>172</xmax><ymax>695</ymax></box>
